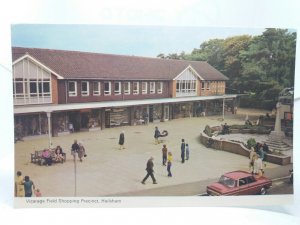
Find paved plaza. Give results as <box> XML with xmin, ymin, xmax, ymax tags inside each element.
<box><xmin>15</xmin><ymin>109</ymin><xmax>282</xmax><ymax>197</ymax></box>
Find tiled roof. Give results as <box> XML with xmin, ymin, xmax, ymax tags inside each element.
<box><xmin>12</xmin><ymin>47</ymin><xmax>229</xmax><ymax>81</ymax></box>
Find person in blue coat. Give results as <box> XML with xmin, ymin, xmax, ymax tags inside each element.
<box><xmin>181</xmin><ymin>139</ymin><xmax>185</xmax><ymax>163</ymax></box>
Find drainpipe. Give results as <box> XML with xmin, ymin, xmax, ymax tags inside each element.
<box><xmin>65</xmin><ymin>80</ymin><xmax>68</xmax><ymax>104</ymax></box>
<box><xmin>222</xmin><ymin>96</ymin><xmax>225</xmax><ymax>121</ymax></box>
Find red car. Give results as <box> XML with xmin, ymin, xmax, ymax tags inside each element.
<box><xmin>206</xmin><ymin>170</ymin><xmax>272</xmax><ymax>196</ymax></box>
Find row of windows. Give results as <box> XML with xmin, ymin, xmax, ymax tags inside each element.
<box><xmin>68</xmin><ymin>81</ymin><xmax>164</xmax><ymax>97</ymax></box>
<box><xmin>13</xmin><ymin>78</ymin><xmax>51</xmax><ymax>98</ymax></box>
<box><xmin>201</xmin><ymin>81</ymin><xmax>225</xmax><ymax>90</ymax></box>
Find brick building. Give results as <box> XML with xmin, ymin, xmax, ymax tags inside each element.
<box><xmin>12</xmin><ymin>47</ymin><xmax>237</xmax><ymax>140</ymax></box>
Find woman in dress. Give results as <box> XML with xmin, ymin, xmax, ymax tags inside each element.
<box><xmin>78</xmin><ymin>142</ymin><xmax>86</xmax><ymax>162</ymax></box>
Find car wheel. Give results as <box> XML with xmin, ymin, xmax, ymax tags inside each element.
<box><xmin>260</xmin><ymin>187</ymin><xmax>267</xmax><ymax>195</ymax></box>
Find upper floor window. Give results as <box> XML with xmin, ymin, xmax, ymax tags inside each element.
<box><xmin>176</xmin><ymin>80</ymin><xmax>196</xmax><ymax>96</ymax></box>
<box><xmin>114</xmin><ymin>82</ymin><xmax>121</xmax><ymax>95</ymax></box>
<box><xmin>133</xmin><ymin>82</ymin><xmax>139</xmax><ymax>95</ymax></box>
<box><xmin>150</xmin><ymin>82</ymin><xmax>155</xmax><ymax>94</ymax></box>
<box><xmin>124</xmin><ymin>82</ymin><xmax>131</xmax><ymax>95</ymax></box>
<box><xmin>206</xmin><ymin>81</ymin><xmax>210</xmax><ymax>90</ymax></box>
<box><xmin>157</xmin><ymin>82</ymin><xmax>163</xmax><ymax>94</ymax></box>
<box><xmin>142</xmin><ymin>82</ymin><xmax>148</xmax><ymax>94</ymax></box>
<box><xmin>201</xmin><ymin>82</ymin><xmax>205</xmax><ymax>90</ymax></box>
<box><xmin>104</xmin><ymin>81</ymin><xmax>111</xmax><ymax>95</ymax></box>
<box><xmin>81</xmin><ymin>81</ymin><xmax>89</xmax><ymax>96</ymax></box>
<box><xmin>93</xmin><ymin>81</ymin><xmax>101</xmax><ymax>96</ymax></box>
<box><xmin>68</xmin><ymin>81</ymin><xmax>77</xmax><ymax>96</ymax></box>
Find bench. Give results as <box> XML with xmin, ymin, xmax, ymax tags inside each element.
<box><xmin>31</xmin><ymin>149</ymin><xmax>66</xmax><ymax>166</ymax></box>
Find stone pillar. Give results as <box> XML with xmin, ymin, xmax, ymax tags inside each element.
<box><xmin>271</xmin><ymin>102</ymin><xmax>284</xmax><ymax>137</ymax></box>
<box><xmin>46</xmin><ymin>111</ymin><xmax>52</xmax><ymax>148</ymax></box>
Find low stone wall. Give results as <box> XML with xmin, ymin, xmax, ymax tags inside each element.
<box><xmin>200</xmin><ymin>133</ymin><xmax>291</xmax><ymax>165</ymax></box>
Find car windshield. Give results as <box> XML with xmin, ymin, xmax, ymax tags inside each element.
<box><xmin>218</xmin><ymin>175</ymin><xmax>236</xmax><ymax>188</ymax></box>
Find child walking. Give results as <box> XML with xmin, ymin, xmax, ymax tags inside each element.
<box><xmin>167</xmin><ymin>152</ymin><xmax>173</xmax><ymax>177</ymax></box>
<box><xmin>186</xmin><ymin>143</ymin><xmax>190</xmax><ymax>160</ymax></box>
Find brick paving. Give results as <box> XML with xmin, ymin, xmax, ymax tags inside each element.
<box><xmin>15</xmin><ymin>112</ymin><xmax>281</xmax><ymax>197</ymax></box>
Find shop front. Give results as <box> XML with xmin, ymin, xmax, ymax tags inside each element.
<box><xmin>104</xmin><ymin>107</ymin><xmax>130</xmax><ymax>128</ymax></box>
<box><xmin>14</xmin><ymin>113</ymin><xmax>48</xmax><ymax>139</ymax></box>
<box><xmin>172</xmin><ymin>102</ymin><xmax>193</xmax><ymax>119</ymax></box>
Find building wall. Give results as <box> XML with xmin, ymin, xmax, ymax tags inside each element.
<box><xmin>200</xmin><ymin>81</ymin><xmax>225</xmax><ymax>96</ymax></box>
<box><xmin>60</xmin><ymin>80</ymin><xmax>170</xmax><ymax>104</ymax></box>
<box><xmin>51</xmin><ymin>74</ymin><xmax>58</xmax><ymax>104</ymax></box>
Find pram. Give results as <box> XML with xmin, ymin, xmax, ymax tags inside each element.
<box><xmin>158</xmin><ymin>130</ymin><xmax>168</xmax><ymax>143</ymax></box>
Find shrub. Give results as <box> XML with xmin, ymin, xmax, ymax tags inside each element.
<box><xmin>247</xmin><ymin>138</ymin><xmax>256</xmax><ymax>149</ymax></box>
<box><xmin>204</xmin><ymin>125</ymin><xmax>213</xmax><ymax>137</ymax></box>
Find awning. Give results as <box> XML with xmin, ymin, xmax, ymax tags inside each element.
<box><xmin>14</xmin><ymin>94</ymin><xmax>238</xmax><ymax>114</ymax></box>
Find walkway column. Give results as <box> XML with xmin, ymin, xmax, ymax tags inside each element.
<box><xmin>222</xmin><ymin>97</ymin><xmax>225</xmax><ymax>120</ymax></box>
<box><xmin>46</xmin><ymin>111</ymin><xmax>52</xmax><ymax>148</ymax></box>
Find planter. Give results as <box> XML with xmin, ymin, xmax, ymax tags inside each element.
<box><xmin>200</xmin><ymin>132</ymin><xmax>291</xmax><ymax>165</ymax></box>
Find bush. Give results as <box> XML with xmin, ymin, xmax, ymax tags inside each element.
<box><xmin>247</xmin><ymin>138</ymin><xmax>256</xmax><ymax>149</ymax></box>
<box><xmin>204</xmin><ymin>125</ymin><xmax>213</xmax><ymax>137</ymax></box>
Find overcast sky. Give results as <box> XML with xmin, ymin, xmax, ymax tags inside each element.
<box><xmin>11</xmin><ymin>24</ymin><xmax>266</xmax><ymax>57</ymax></box>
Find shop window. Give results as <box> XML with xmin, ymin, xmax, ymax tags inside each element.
<box><xmin>81</xmin><ymin>81</ymin><xmax>89</xmax><ymax>96</ymax></box>
<box><xmin>133</xmin><ymin>82</ymin><xmax>139</xmax><ymax>95</ymax></box>
<box><xmin>124</xmin><ymin>82</ymin><xmax>131</xmax><ymax>95</ymax></box>
<box><xmin>104</xmin><ymin>81</ymin><xmax>111</xmax><ymax>95</ymax></box>
<box><xmin>114</xmin><ymin>82</ymin><xmax>121</xmax><ymax>95</ymax></box>
<box><xmin>68</xmin><ymin>81</ymin><xmax>77</xmax><ymax>96</ymax></box>
<box><xmin>93</xmin><ymin>81</ymin><xmax>101</xmax><ymax>96</ymax></box>
<box><xmin>142</xmin><ymin>82</ymin><xmax>148</xmax><ymax>94</ymax></box>
<box><xmin>150</xmin><ymin>82</ymin><xmax>155</xmax><ymax>94</ymax></box>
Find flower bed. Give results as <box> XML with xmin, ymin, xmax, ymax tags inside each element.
<box><xmin>200</xmin><ymin>126</ymin><xmax>291</xmax><ymax>165</ymax></box>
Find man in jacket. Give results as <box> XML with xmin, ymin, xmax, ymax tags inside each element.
<box><xmin>141</xmin><ymin>157</ymin><xmax>157</xmax><ymax>184</ymax></box>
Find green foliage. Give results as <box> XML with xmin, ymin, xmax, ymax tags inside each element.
<box><xmin>203</xmin><ymin>125</ymin><xmax>213</xmax><ymax>137</ymax></box>
<box><xmin>247</xmin><ymin>138</ymin><xmax>256</xmax><ymax>149</ymax></box>
<box><xmin>157</xmin><ymin>29</ymin><xmax>296</xmax><ymax>109</ymax></box>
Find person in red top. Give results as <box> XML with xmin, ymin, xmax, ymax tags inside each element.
<box><xmin>42</xmin><ymin>149</ymin><xmax>52</xmax><ymax>166</ymax></box>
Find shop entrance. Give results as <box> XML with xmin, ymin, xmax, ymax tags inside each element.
<box><xmin>68</xmin><ymin>111</ymin><xmax>80</xmax><ymax>132</ymax></box>
<box><xmin>149</xmin><ymin>105</ymin><xmax>154</xmax><ymax>123</ymax></box>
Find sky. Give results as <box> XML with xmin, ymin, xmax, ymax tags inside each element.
<box><xmin>11</xmin><ymin>24</ymin><xmax>266</xmax><ymax>57</ymax></box>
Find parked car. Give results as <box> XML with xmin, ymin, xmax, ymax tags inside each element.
<box><xmin>206</xmin><ymin>170</ymin><xmax>272</xmax><ymax>196</ymax></box>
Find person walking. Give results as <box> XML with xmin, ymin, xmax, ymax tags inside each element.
<box><xmin>253</xmin><ymin>154</ymin><xmax>264</xmax><ymax>176</ymax></box>
<box><xmin>118</xmin><ymin>131</ymin><xmax>125</xmax><ymax>150</ymax></box>
<box><xmin>249</xmin><ymin>147</ymin><xmax>256</xmax><ymax>173</ymax></box>
<box><xmin>15</xmin><ymin>171</ymin><xmax>24</xmax><ymax>197</ymax></box>
<box><xmin>167</xmin><ymin>152</ymin><xmax>173</xmax><ymax>177</ymax></box>
<box><xmin>34</xmin><ymin>188</ymin><xmax>42</xmax><ymax>197</ymax></box>
<box><xmin>162</xmin><ymin>144</ymin><xmax>168</xmax><ymax>166</ymax></box>
<box><xmin>154</xmin><ymin>126</ymin><xmax>161</xmax><ymax>145</ymax></box>
<box><xmin>181</xmin><ymin>139</ymin><xmax>185</xmax><ymax>163</ymax></box>
<box><xmin>78</xmin><ymin>142</ymin><xmax>86</xmax><ymax>162</ymax></box>
<box><xmin>141</xmin><ymin>157</ymin><xmax>157</xmax><ymax>184</ymax></box>
<box><xmin>71</xmin><ymin>139</ymin><xmax>80</xmax><ymax>158</ymax></box>
<box><xmin>23</xmin><ymin>176</ymin><xmax>35</xmax><ymax>197</ymax></box>
<box><xmin>185</xmin><ymin>143</ymin><xmax>190</xmax><ymax>160</ymax></box>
